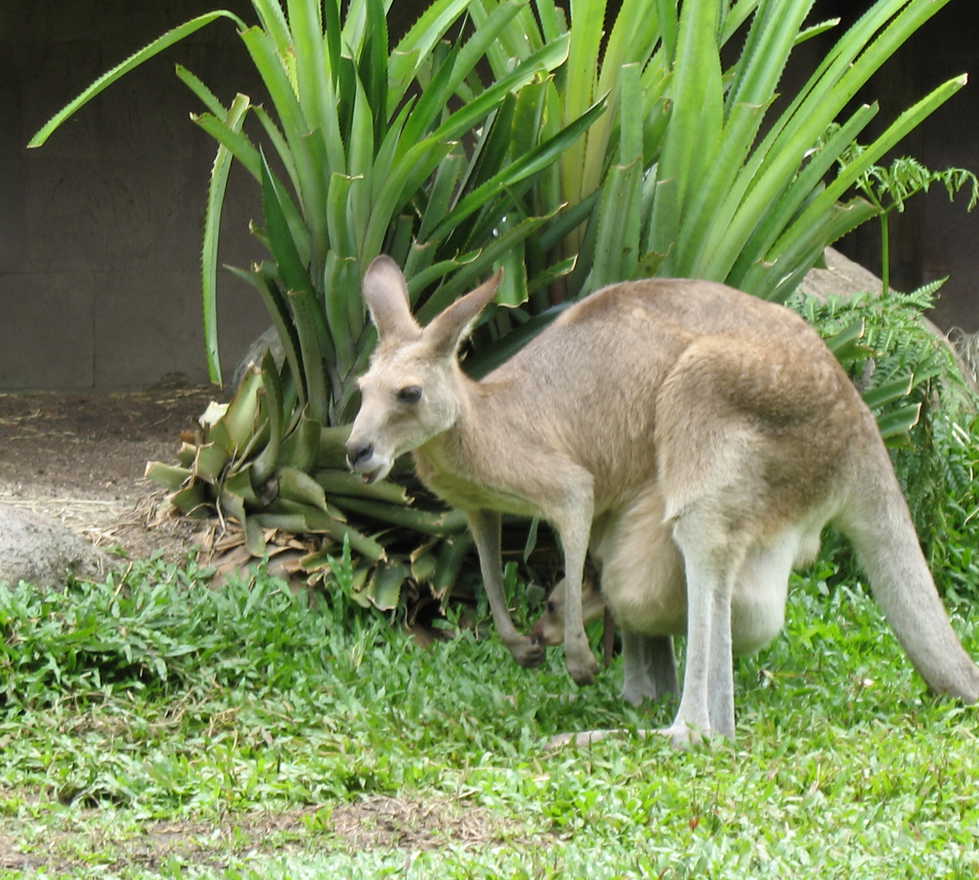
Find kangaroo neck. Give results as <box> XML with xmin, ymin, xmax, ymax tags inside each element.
<box><xmin>417</xmin><ymin>370</ymin><xmax>493</xmax><ymax>477</ymax></box>
<box><xmin>413</xmin><ymin>372</ymin><xmax>535</xmax><ymax>514</ymax></box>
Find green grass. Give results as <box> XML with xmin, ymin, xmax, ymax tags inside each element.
<box><xmin>1</xmin><ymin>558</ymin><xmax>977</xmax><ymax>879</ymax></box>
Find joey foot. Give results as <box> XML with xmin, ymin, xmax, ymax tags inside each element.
<box><xmin>621</xmin><ymin>679</ymin><xmax>659</xmax><ymax>707</ymax></box>
<box><xmin>505</xmin><ymin>635</ymin><xmax>545</xmax><ymax>668</ymax></box>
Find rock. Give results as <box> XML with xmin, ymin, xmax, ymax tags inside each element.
<box><xmin>801</xmin><ymin>248</ymin><xmax>977</xmax><ymax>394</ymax></box>
<box><xmin>799</xmin><ymin>247</ymin><xmax>883</xmax><ymax>303</ymax></box>
<box><xmin>0</xmin><ymin>508</ymin><xmax>113</xmax><ymax>589</ymax></box>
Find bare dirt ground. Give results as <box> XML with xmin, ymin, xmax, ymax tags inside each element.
<box><xmin>0</xmin><ymin>383</ymin><xmax>222</xmax><ymax>561</ymax></box>
<box><xmin>0</xmin><ymin>794</ymin><xmax>531</xmax><ymax>874</ymax></box>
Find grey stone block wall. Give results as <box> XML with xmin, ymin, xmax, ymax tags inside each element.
<box><xmin>2</xmin><ymin>0</ymin><xmax>977</xmax><ymax>391</ymax></box>
<box><xmin>3</xmin><ymin>0</ymin><xmax>271</xmax><ymax>390</ymax></box>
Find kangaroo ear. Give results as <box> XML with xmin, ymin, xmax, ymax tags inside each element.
<box><xmin>362</xmin><ymin>256</ymin><xmax>421</xmax><ymax>341</ymax></box>
<box><xmin>424</xmin><ymin>268</ymin><xmax>503</xmax><ymax>358</ymax></box>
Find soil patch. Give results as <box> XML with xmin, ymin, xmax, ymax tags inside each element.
<box><xmin>0</xmin><ymin>384</ymin><xmax>223</xmax><ymax>561</ymax></box>
<box><xmin>0</xmin><ymin>796</ymin><xmax>532</xmax><ymax>874</ymax></box>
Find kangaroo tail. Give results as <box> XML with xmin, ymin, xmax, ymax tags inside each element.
<box><xmin>837</xmin><ymin>444</ymin><xmax>979</xmax><ymax>703</ymax></box>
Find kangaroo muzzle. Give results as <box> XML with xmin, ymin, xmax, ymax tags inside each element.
<box><xmin>345</xmin><ymin>435</ymin><xmax>393</xmax><ymax>484</ymax></box>
<box><xmin>346</xmin><ymin>440</ymin><xmax>374</xmax><ymax>470</ymax></box>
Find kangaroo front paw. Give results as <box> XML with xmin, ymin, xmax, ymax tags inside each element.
<box><xmin>566</xmin><ymin>648</ymin><xmax>599</xmax><ymax>686</ymax></box>
<box><xmin>507</xmin><ymin>636</ymin><xmax>545</xmax><ymax>668</ymax></box>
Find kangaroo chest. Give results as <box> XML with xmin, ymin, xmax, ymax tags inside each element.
<box><xmin>413</xmin><ymin>451</ymin><xmax>543</xmax><ymax>518</ymax></box>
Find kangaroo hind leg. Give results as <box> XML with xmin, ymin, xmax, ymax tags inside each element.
<box><xmin>622</xmin><ymin>631</ymin><xmax>677</xmax><ymax>705</ymax></box>
<box><xmin>661</xmin><ymin>506</ymin><xmax>743</xmax><ymax>748</ymax></box>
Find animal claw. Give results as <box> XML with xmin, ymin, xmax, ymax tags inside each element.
<box><xmin>510</xmin><ymin>638</ymin><xmax>545</xmax><ymax>668</ymax></box>
<box><xmin>567</xmin><ymin>649</ymin><xmax>599</xmax><ymax>686</ymax></box>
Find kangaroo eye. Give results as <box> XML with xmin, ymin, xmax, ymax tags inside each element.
<box><xmin>396</xmin><ymin>385</ymin><xmax>422</xmax><ymax>404</ymax></box>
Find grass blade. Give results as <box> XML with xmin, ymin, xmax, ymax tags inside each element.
<box><xmin>777</xmin><ymin>75</ymin><xmax>967</xmax><ymax>252</ymax></box>
<box><xmin>560</xmin><ymin>0</ymin><xmax>606</xmax><ymax>208</ymax></box>
<box><xmin>288</xmin><ymin>291</ymin><xmax>329</xmax><ymax>425</ymax></box>
<box><xmin>428</xmin><ymin>32</ymin><xmax>571</xmax><ymax>146</ymax></box>
<box><xmin>679</xmin><ymin>0</ymin><xmax>813</xmax><ymax>276</ymax></box>
<box><xmin>403</xmin><ymin>1</ymin><xmax>525</xmax><ymax>150</ymax></box>
<box><xmin>190</xmin><ymin>111</ymin><xmax>261</xmax><ymax>180</ymax></box>
<box><xmin>388</xmin><ymin>0</ymin><xmax>473</xmax><ymax>113</ymax></box>
<box><xmin>338</xmin><ymin>498</ymin><xmax>468</xmax><ymax>536</ymax></box>
<box><xmin>649</xmin><ymin>0</ymin><xmax>723</xmax><ymax>272</ymax></box>
<box><xmin>227</xmin><ymin>266</ymin><xmax>307</xmax><ymax>413</ymax></box>
<box><xmin>174</xmin><ymin>64</ymin><xmax>227</xmax><ymax>117</ymax></box>
<box><xmin>417</xmin><ymin>204</ymin><xmax>566</xmax><ymax>322</ymax></box>
<box><xmin>361</xmin><ymin>0</ymin><xmax>389</xmax><ymax>144</ymax></box>
<box><xmin>323</xmin><ymin>0</ymin><xmax>342</xmax><ymax>88</ymax></box>
<box><xmin>288</xmin><ymin>0</ymin><xmax>345</xmax><ymax>177</ymax></box>
<box><xmin>241</xmin><ymin>25</ymin><xmax>328</xmax><ymax>248</ymax></box>
<box><xmin>259</xmin><ymin>151</ymin><xmax>322</xmax><ymax>332</ymax></box>
<box><xmin>877</xmin><ymin>402</ymin><xmax>922</xmax><ymax>441</ymax></box>
<box><xmin>728</xmin><ymin>101</ymin><xmax>878</xmax><ymax>286</ymax></box>
<box><xmin>315</xmin><ymin>469</ymin><xmax>411</xmax><ymax>504</ymax></box>
<box><xmin>863</xmin><ymin>374</ymin><xmax>915</xmax><ymax>409</ymax></box>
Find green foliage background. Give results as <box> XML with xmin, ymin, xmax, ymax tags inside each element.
<box><xmin>27</xmin><ymin>0</ymin><xmax>979</xmax><ymax>607</ymax></box>
<box><xmin>792</xmin><ymin>282</ymin><xmax>979</xmax><ymax>602</ymax></box>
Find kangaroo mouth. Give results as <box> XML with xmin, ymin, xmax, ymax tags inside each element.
<box><xmin>357</xmin><ymin>459</ymin><xmax>393</xmax><ymax>484</ymax></box>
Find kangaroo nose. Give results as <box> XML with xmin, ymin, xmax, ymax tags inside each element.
<box><xmin>346</xmin><ymin>440</ymin><xmax>374</xmax><ymax>470</ymax></box>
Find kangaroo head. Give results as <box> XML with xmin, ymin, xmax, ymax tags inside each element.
<box><xmin>531</xmin><ymin>576</ymin><xmax>607</xmax><ymax>646</ymax></box>
<box><xmin>346</xmin><ymin>256</ymin><xmax>501</xmax><ymax>483</ymax></box>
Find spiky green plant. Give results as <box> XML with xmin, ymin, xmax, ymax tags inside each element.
<box><xmin>448</xmin><ymin>0</ymin><xmax>971</xmax><ymax>381</ymax></box>
<box><xmin>30</xmin><ymin>0</ymin><xmax>607</xmax><ymax>607</ymax></box>
<box><xmin>29</xmin><ymin>0</ymin><xmax>972</xmax><ymax>610</ymax></box>
<box><xmin>457</xmin><ymin>0</ymin><xmax>968</xmax><ymax>302</ymax></box>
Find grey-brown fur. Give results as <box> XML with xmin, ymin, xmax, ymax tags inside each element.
<box><xmin>347</xmin><ymin>257</ymin><xmax>979</xmax><ymax>748</ymax></box>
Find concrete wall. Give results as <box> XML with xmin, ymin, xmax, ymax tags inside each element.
<box><xmin>815</xmin><ymin>0</ymin><xmax>979</xmax><ymax>332</ymax></box>
<box><xmin>3</xmin><ymin>1</ymin><xmax>273</xmax><ymax>389</ymax></box>
<box><xmin>2</xmin><ymin>0</ymin><xmax>977</xmax><ymax>391</ymax></box>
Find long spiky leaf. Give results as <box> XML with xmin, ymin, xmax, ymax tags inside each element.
<box><xmin>201</xmin><ymin>93</ymin><xmax>251</xmax><ymax>386</ymax></box>
<box><xmin>424</xmin><ymin>97</ymin><xmax>606</xmax><ymax>246</ymax></box>
<box><xmin>28</xmin><ymin>11</ymin><xmax>246</xmax><ymax>147</ymax></box>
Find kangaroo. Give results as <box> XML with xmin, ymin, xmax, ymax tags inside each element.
<box><xmin>532</xmin><ymin>491</ymin><xmax>686</xmax><ymax>707</ymax></box>
<box><xmin>346</xmin><ymin>256</ymin><xmax>979</xmax><ymax>747</ymax></box>
<box><xmin>534</xmin><ymin>576</ymin><xmax>683</xmax><ymax>708</ymax></box>
<box><xmin>531</xmin><ymin>486</ymin><xmax>815</xmax><ymax>710</ymax></box>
